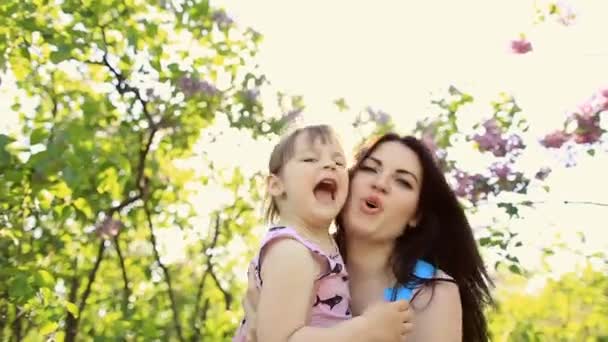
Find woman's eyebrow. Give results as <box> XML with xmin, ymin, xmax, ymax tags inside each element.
<box><xmin>367</xmin><ymin>156</ymin><xmax>419</xmax><ymax>183</ymax></box>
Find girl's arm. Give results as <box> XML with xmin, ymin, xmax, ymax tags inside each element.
<box><xmin>257</xmin><ymin>238</ymin><xmax>410</xmax><ymax>342</ymax></box>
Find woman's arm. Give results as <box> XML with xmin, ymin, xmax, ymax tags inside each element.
<box><xmin>256</xmin><ymin>238</ymin><xmax>411</xmax><ymax>342</ymax></box>
<box><xmin>408</xmin><ymin>278</ymin><xmax>462</xmax><ymax>342</ymax></box>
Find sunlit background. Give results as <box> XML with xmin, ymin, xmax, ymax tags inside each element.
<box><xmin>2</xmin><ymin>0</ymin><xmax>607</xmax><ymax>278</ymax></box>
<box><xmin>1</xmin><ymin>0</ymin><xmax>607</xmax><ymax>339</ymax></box>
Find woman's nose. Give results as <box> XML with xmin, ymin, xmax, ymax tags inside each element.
<box><xmin>371</xmin><ymin>173</ymin><xmax>390</xmax><ymax>193</ymax></box>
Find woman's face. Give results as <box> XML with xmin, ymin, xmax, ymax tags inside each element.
<box><xmin>341</xmin><ymin>141</ymin><xmax>423</xmax><ymax>242</ymax></box>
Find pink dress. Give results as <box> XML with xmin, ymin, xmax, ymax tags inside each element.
<box><xmin>233</xmin><ymin>226</ymin><xmax>352</xmax><ymax>341</ymax></box>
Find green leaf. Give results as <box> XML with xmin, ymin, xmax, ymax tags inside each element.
<box><xmin>497</xmin><ymin>202</ymin><xmax>519</xmax><ymax>218</ymax></box>
<box><xmin>36</xmin><ymin>269</ymin><xmax>55</xmax><ymax>287</ymax></box>
<box><xmin>333</xmin><ymin>98</ymin><xmax>349</xmax><ymax>111</ymax></box>
<box><xmin>64</xmin><ymin>300</ymin><xmax>79</xmax><ymax>318</ymax></box>
<box><xmin>72</xmin><ymin>197</ymin><xmax>93</xmax><ymax>219</ymax></box>
<box><xmin>96</xmin><ymin>167</ymin><xmax>121</xmax><ymax>198</ymax></box>
<box><xmin>50</xmin><ymin>45</ymin><xmax>72</xmax><ymax>64</ymax></box>
<box><xmin>0</xmin><ymin>133</ymin><xmax>15</xmax><ymax>167</ymax></box>
<box><xmin>509</xmin><ymin>264</ymin><xmax>522</xmax><ymax>275</ymax></box>
<box><xmin>30</xmin><ymin>127</ymin><xmax>48</xmax><ymax>145</ymax></box>
<box><xmin>40</xmin><ymin>322</ymin><xmax>59</xmax><ymax>335</ymax></box>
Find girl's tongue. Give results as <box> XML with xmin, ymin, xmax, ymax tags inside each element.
<box><xmin>313</xmin><ymin>182</ymin><xmax>335</xmax><ymax>204</ymax></box>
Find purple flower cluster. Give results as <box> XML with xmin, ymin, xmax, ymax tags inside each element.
<box><xmin>178</xmin><ymin>77</ymin><xmax>218</xmax><ymax>97</ymax></box>
<box><xmin>243</xmin><ymin>88</ymin><xmax>260</xmax><ymax>102</ymax></box>
<box><xmin>453</xmin><ymin>171</ymin><xmax>488</xmax><ymax>202</ymax></box>
<box><xmin>490</xmin><ymin>163</ymin><xmax>511</xmax><ymax>180</ymax></box>
<box><xmin>212</xmin><ymin>10</ymin><xmax>234</xmax><ymax>28</ymax></box>
<box><xmin>471</xmin><ymin>119</ymin><xmax>525</xmax><ymax>157</ymax></box>
<box><xmin>540</xmin><ymin>87</ymin><xmax>607</xmax><ymax>147</ymax></box>
<box><xmin>366</xmin><ymin>107</ymin><xmax>391</xmax><ymax>125</ymax></box>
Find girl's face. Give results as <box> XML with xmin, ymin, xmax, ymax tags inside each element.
<box><xmin>341</xmin><ymin>141</ymin><xmax>423</xmax><ymax>242</ymax></box>
<box><xmin>269</xmin><ymin>131</ymin><xmax>349</xmax><ymax>227</ymax></box>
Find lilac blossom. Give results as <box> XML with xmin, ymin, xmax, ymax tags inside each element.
<box><xmin>472</xmin><ymin>119</ymin><xmax>524</xmax><ymax>157</ymax></box>
<box><xmin>510</xmin><ymin>38</ymin><xmax>533</xmax><ymax>54</ymax></box>
<box><xmin>178</xmin><ymin>77</ymin><xmax>218</xmax><ymax>97</ymax></box>
<box><xmin>96</xmin><ymin>218</ymin><xmax>122</xmax><ymax>239</ymax></box>
<box><xmin>540</xmin><ymin>130</ymin><xmax>570</xmax><ymax>148</ymax></box>
<box><xmin>366</xmin><ymin>107</ymin><xmax>391</xmax><ymax>125</ymax></box>
<box><xmin>490</xmin><ymin>163</ymin><xmax>511</xmax><ymax>180</ymax></box>
<box><xmin>212</xmin><ymin>10</ymin><xmax>234</xmax><ymax>28</ymax></box>
<box><xmin>534</xmin><ymin>167</ymin><xmax>552</xmax><ymax>181</ymax></box>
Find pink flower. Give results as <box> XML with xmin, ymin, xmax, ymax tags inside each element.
<box><xmin>600</xmin><ymin>89</ymin><xmax>608</xmax><ymax>110</ymax></box>
<box><xmin>96</xmin><ymin>218</ymin><xmax>122</xmax><ymax>239</ymax></box>
<box><xmin>578</xmin><ymin>102</ymin><xmax>594</xmax><ymax>116</ymax></box>
<box><xmin>573</xmin><ymin>128</ymin><xmax>602</xmax><ymax>144</ymax></box>
<box><xmin>540</xmin><ymin>130</ymin><xmax>570</xmax><ymax>148</ymax></box>
<box><xmin>573</xmin><ymin>112</ymin><xmax>602</xmax><ymax>144</ymax></box>
<box><xmin>510</xmin><ymin>38</ymin><xmax>533</xmax><ymax>54</ymax></box>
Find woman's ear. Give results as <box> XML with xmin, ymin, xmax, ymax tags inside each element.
<box><xmin>267</xmin><ymin>174</ymin><xmax>285</xmax><ymax>197</ymax></box>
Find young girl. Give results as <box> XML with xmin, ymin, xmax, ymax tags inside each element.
<box><xmin>234</xmin><ymin>125</ymin><xmax>411</xmax><ymax>342</ymax></box>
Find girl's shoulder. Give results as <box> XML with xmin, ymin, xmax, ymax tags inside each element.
<box><xmin>253</xmin><ymin>226</ymin><xmax>345</xmax><ymax>285</ymax></box>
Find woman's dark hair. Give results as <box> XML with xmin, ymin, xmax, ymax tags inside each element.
<box><xmin>336</xmin><ymin>133</ymin><xmax>493</xmax><ymax>342</ymax></box>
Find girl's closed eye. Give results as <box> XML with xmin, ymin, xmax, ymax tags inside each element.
<box><xmin>302</xmin><ymin>158</ymin><xmax>317</xmax><ymax>162</ymax></box>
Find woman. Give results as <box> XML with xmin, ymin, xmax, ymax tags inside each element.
<box><xmin>244</xmin><ymin>133</ymin><xmax>493</xmax><ymax>341</ymax></box>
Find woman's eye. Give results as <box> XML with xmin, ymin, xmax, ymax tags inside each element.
<box><xmin>396</xmin><ymin>179</ymin><xmax>413</xmax><ymax>189</ymax></box>
<box><xmin>336</xmin><ymin>161</ymin><xmax>345</xmax><ymax>167</ymax></box>
<box><xmin>303</xmin><ymin>158</ymin><xmax>317</xmax><ymax>162</ymax></box>
<box><xmin>359</xmin><ymin>165</ymin><xmax>377</xmax><ymax>173</ymax></box>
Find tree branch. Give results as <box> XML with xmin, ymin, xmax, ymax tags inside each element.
<box><xmin>204</xmin><ymin>215</ymin><xmax>231</xmax><ymax>309</ymax></box>
<box><xmin>144</xmin><ymin>204</ymin><xmax>185</xmax><ymax>342</ymax></box>
<box><xmin>64</xmin><ymin>100</ymin><xmax>158</xmax><ymax>341</ymax></box>
<box><xmin>108</xmin><ymin>194</ymin><xmax>141</xmax><ymax>215</ymax></box>
<box><xmin>65</xmin><ymin>257</ymin><xmax>82</xmax><ymax>342</ymax></box>
<box><xmin>190</xmin><ymin>215</ymin><xmax>222</xmax><ymax>340</ymax></box>
<box><xmin>11</xmin><ymin>311</ymin><xmax>22</xmax><ymax>342</ymax></box>
<box><xmin>207</xmin><ymin>261</ymin><xmax>232</xmax><ymax>309</ymax></box>
<box><xmin>190</xmin><ymin>272</ymin><xmax>208</xmax><ymax>342</ymax></box>
<box><xmin>77</xmin><ymin>242</ymin><xmax>105</xmax><ymax>315</ymax></box>
<box><xmin>563</xmin><ymin>200</ymin><xmax>608</xmax><ymax>207</ymax></box>
<box><xmin>481</xmin><ymin>199</ymin><xmax>608</xmax><ymax>208</ymax></box>
<box><xmin>100</xmin><ymin>28</ymin><xmax>155</xmax><ymax>129</ymax></box>
<box><xmin>113</xmin><ymin>234</ymin><xmax>131</xmax><ymax>314</ymax></box>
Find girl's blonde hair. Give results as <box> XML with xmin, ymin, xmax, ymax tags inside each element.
<box><xmin>264</xmin><ymin>124</ymin><xmax>337</xmax><ymax>223</ymax></box>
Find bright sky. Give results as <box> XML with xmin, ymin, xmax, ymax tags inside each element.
<box><xmin>1</xmin><ymin>0</ymin><xmax>606</xmax><ymax>288</ymax></box>
<box><xmin>210</xmin><ymin>0</ymin><xmax>608</xmax><ymax>283</ymax></box>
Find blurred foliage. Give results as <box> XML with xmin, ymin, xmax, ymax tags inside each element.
<box><xmin>488</xmin><ymin>267</ymin><xmax>608</xmax><ymax>342</ymax></box>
